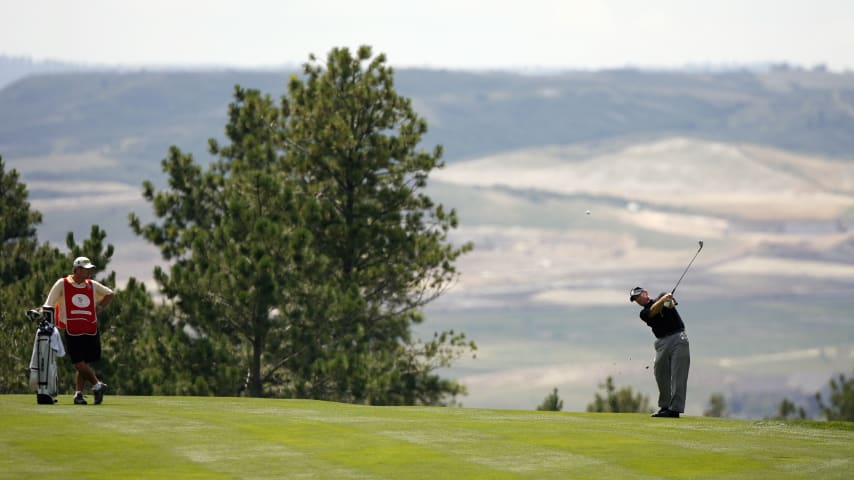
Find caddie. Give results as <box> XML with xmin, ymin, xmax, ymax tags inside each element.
<box><xmin>43</xmin><ymin>256</ymin><xmax>115</xmax><ymax>405</ymax></box>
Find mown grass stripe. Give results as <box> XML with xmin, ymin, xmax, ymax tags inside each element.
<box><xmin>1</xmin><ymin>395</ymin><xmax>851</xmax><ymax>479</ymax></box>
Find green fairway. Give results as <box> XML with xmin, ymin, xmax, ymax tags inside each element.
<box><xmin>1</xmin><ymin>395</ymin><xmax>851</xmax><ymax>479</ymax></box>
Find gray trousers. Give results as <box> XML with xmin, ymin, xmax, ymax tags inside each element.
<box><xmin>653</xmin><ymin>331</ymin><xmax>690</xmax><ymax>413</ymax></box>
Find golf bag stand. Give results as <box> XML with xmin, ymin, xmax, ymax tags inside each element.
<box><xmin>28</xmin><ymin>306</ymin><xmax>61</xmax><ymax>404</ymax></box>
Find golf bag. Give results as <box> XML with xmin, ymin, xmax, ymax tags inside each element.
<box><xmin>28</xmin><ymin>307</ymin><xmax>65</xmax><ymax>404</ymax></box>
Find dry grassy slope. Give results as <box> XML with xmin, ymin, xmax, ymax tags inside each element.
<box><xmin>433</xmin><ymin>136</ymin><xmax>854</xmax><ymax>220</ymax></box>
<box><xmin>421</xmin><ymin>137</ymin><xmax>854</xmax><ymax>414</ymax></box>
<box><xmin>429</xmin><ymin>136</ymin><xmax>854</xmax><ymax>307</ymax></box>
<box><xmin>11</xmin><ymin>136</ymin><xmax>854</xmax><ymax>304</ymax></box>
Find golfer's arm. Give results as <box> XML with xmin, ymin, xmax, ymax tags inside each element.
<box><xmin>649</xmin><ymin>294</ymin><xmax>672</xmax><ymax>316</ymax></box>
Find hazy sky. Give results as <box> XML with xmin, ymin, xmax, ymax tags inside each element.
<box><xmin>3</xmin><ymin>0</ymin><xmax>853</xmax><ymax>71</ymax></box>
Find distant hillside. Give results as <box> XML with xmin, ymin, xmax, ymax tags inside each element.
<box><xmin>4</xmin><ymin>65</ymin><xmax>854</xmax><ymax>417</ymax></box>
<box><xmin>0</xmin><ymin>55</ymin><xmax>88</xmax><ymax>90</ymax></box>
<box><xmin>433</xmin><ymin>137</ymin><xmax>854</xmax><ymax>221</ymax></box>
<box><xmin>1</xmin><ymin>67</ymin><xmax>854</xmax><ymax>186</ymax></box>
<box><xmin>3</xmin><ymin>66</ymin><xmax>853</xmax><ymax>284</ymax></box>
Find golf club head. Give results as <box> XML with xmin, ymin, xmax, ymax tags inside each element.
<box><xmin>698</xmin><ymin>240</ymin><xmax>704</xmax><ymax>249</ymax></box>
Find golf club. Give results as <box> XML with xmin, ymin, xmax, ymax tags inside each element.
<box><xmin>671</xmin><ymin>240</ymin><xmax>703</xmax><ymax>295</ymax></box>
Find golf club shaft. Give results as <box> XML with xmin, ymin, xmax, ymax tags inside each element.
<box><xmin>671</xmin><ymin>241</ymin><xmax>703</xmax><ymax>294</ymax></box>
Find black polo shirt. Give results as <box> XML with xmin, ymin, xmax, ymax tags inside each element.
<box><xmin>639</xmin><ymin>293</ymin><xmax>685</xmax><ymax>339</ymax></box>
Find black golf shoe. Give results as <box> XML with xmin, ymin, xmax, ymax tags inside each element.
<box><xmin>651</xmin><ymin>408</ymin><xmax>680</xmax><ymax>418</ymax></box>
<box><xmin>94</xmin><ymin>383</ymin><xmax>108</xmax><ymax>405</ymax></box>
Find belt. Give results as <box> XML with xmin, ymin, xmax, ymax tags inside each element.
<box><xmin>656</xmin><ymin>329</ymin><xmax>685</xmax><ymax>339</ymax></box>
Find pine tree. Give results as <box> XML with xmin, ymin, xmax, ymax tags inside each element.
<box><xmin>130</xmin><ymin>46</ymin><xmax>474</xmax><ymax>403</ymax></box>
<box><xmin>816</xmin><ymin>373</ymin><xmax>854</xmax><ymax>421</ymax></box>
<box><xmin>586</xmin><ymin>376</ymin><xmax>651</xmax><ymax>413</ymax></box>
<box><xmin>537</xmin><ymin>387</ymin><xmax>564</xmax><ymax>411</ymax></box>
<box><xmin>0</xmin><ymin>157</ymin><xmax>65</xmax><ymax>392</ymax></box>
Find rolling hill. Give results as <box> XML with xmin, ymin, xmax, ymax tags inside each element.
<box><xmin>417</xmin><ymin>136</ymin><xmax>854</xmax><ymax>416</ymax></box>
<box><xmin>2</xmin><ymin>67</ymin><xmax>853</xmax><ymax>417</ymax></box>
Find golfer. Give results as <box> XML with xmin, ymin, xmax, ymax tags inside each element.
<box><xmin>43</xmin><ymin>256</ymin><xmax>114</xmax><ymax>405</ymax></box>
<box><xmin>629</xmin><ymin>286</ymin><xmax>690</xmax><ymax>418</ymax></box>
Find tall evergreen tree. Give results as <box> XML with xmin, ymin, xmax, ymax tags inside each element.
<box><xmin>284</xmin><ymin>46</ymin><xmax>474</xmax><ymax>403</ymax></box>
<box><xmin>131</xmin><ymin>86</ymin><xmax>298</xmax><ymax>397</ymax></box>
<box><xmin>0</xmin><ymin>157</ymin><xmax>65</xmax><ymax>392</ymax></box>
<box><xmin>131</xmin><ymin>46</ymin><xmax>474</xmax><ymax>404</ymax></box>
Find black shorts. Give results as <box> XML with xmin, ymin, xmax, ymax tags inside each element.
<box><xmin>64</xmin><ymin>331</ymin><xmax>101</xmax><ymax>364</ymax></box>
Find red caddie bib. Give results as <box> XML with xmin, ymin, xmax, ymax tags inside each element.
<box><xmin>63</xmin><ymin>278</ymin><xmax>98</xmax><ymax>335</ymax></box>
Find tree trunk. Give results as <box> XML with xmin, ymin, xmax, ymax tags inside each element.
<box><xmin>250</xmin><ymin>331</ymin><xmax>263</xmax><ymax>397</ymax></box>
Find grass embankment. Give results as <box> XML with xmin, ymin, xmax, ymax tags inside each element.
<box><xmin>1</xmin><ymin>395</ymin><xmax>851</xmax><ymax>479</ymax></box>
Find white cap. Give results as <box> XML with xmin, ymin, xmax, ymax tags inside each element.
<box><xmin>72</xmin><ymin>256</ymin><xmax>96</xmax><ymax>270</ymax></box>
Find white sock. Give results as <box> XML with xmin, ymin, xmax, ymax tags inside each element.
<box><xmin>94</xmin><ymin>382</ymin><xmax>103</xmax><ymax>391</ymax></box>
<box><xmin>75</xmin><ymin>391</ymin><xmax>82</xmax><ymax>396</ymax></box>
